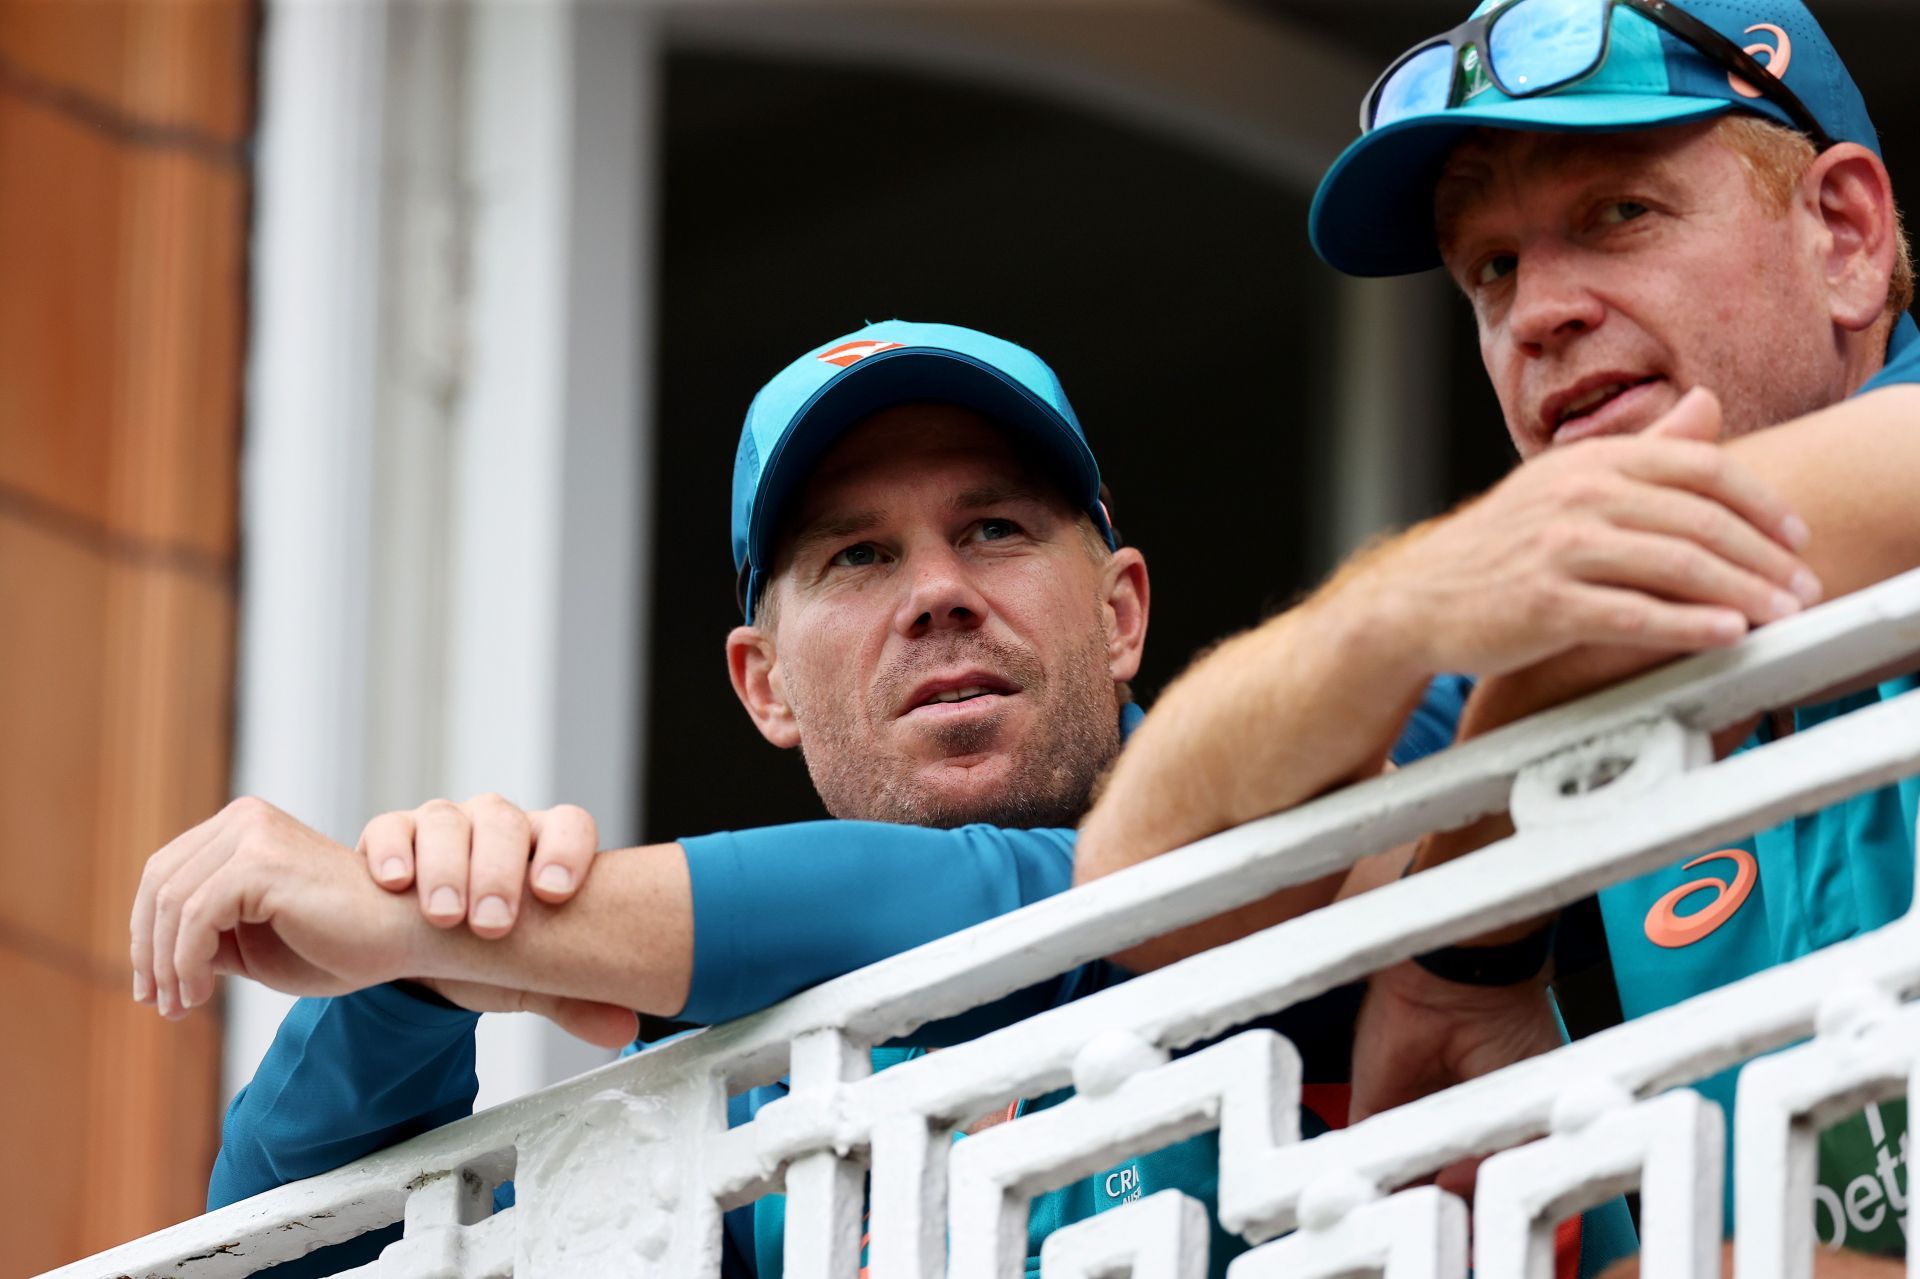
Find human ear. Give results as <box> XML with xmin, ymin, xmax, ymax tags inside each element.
<box><xmin>1101</xmin><ymin>548</ymin><xmax>1150</xmax><ymax>684</ymax></box>
<box><xmin>726</xmin><ymin>625</ymin><xmax>801</xmax><ymax>749</ymax></box>
<box><xmin>1804</xmin><ymin>144</ymin><xmax>1898</xmax><ymax>333</ymax></box>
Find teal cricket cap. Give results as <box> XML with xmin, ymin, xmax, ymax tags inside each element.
<box><xmin>1311</xmin><ymin>0</ymin><xmax>1881</xmax><ymax>277</ymax></box>
<box><xmin>731</xmin><ymin>320</ymin><xmax>1117</xmax><ymax>623</ymax></box>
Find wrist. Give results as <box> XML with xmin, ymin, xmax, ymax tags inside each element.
<box><xmin>1302</xmin><ymin>561</ymin><xmax>1440</xmax><ymax>695</ymax></box>
<box><xmin>1412</xmin><ymin>917</ymin><xmax>1557</xmax><ymax>986</ymax></box>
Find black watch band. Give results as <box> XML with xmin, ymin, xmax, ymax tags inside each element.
<box><xmin>1411</xmin><ymin>918</ymin><xmax>1558</xmax><ymax>986</ymax></box>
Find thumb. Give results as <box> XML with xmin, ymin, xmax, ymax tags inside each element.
<box><xmin>531</xmin><ymin>995</ymin><xmax>641</xmax><ymax>1049</ymax></box>
<box><xmin>1646</xmin><ymin>385</ymin><xmax>1722</xmax><ymax>442</ymax></box>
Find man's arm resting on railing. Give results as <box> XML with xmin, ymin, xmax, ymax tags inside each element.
<box><xmin>1349</xmin><ymin>382</ymin><xmax>1920</xmax><ymax>1157</ymax></box>
<box><xmin>1074</xmin><ymin>389</ymin><xmax>1814</xmax><ymax>973</ymax></box>
<box><xmin>136</xmin><ymin>811</ymin><xmax>1104</xmax><ymax>1030</ymax></box>
<box><xmin>1408</xmin><ymin>382</ymin><xmax>1920</xmax><ymax>927</ymax></box>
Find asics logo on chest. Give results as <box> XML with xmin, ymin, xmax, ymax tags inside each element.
<box><xmin>1643</xmin><ymin>849</ymin><xmax>1759</xmax><ymax>948</ymax></box>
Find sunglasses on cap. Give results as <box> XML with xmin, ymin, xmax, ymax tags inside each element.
<box><xmin>1362</xmin><ymin>0</ymin><xmax>1834</xmax><ymax>148</ymax></box>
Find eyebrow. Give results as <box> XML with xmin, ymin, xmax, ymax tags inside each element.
<box><xmin>785</xmin><ymin>481</ymin><xmax>1055</xmax><ymax>559</ymax></box>
<box><xmin>951</xmin><ymin>481</ymin><xmax>1049</xmax><ymax>511</ymax></box>
<box><xmin>1434</xmin><ymin>133</ymin><xmax>1683</xmax><ymax>256</ymax></box>
<box><xmin>788</xmin><ymin>509</ymin><xmax>884</xmax><ymax>557</ymax></box>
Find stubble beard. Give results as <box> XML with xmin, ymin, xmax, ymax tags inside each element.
<box><xmin>787</xmin><ymin>619</ymin><xmax>1123</xmax><ymax>830</ymax></box>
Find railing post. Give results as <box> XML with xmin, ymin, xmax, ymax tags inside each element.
<box><xmin>1226</xmin><ymin>1185</ymin><xmax>1466</xmax><ymax>1279</ymax></box>
<box><xmin>1039</xmin><ymin>1190</ymin><xmax>1211</xmax><ymax>1279</ymax></box>
<box><xmin>782</xmin><ymin>1029</ymin><xmax>874</xmax><ymax>1279</ymax></box>
<box><xmin>377</xmin><ymin>1164</ymin><xmax>503</xmax><ymax>1279</ymax></box>
<box><xmin>511</xmin><ymin>1082</ymin><xmax>715</xmax><ymax>1277</ymax></box>
<box><xmin>869</xmin><ymin>1114</ymin><xmax>951</xmax><ymax>1279</ymax></box>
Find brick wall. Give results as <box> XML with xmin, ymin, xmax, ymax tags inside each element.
<box><xmin>0</xmin><ymin>1</ymin><xmax>253</xmax><ymax>1267</ymax></box>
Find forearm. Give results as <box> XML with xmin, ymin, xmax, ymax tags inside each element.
<box><xmin>1413</xmin><ymin>385</ymin><xmax>1920</xmax><ymax>889</ymax></box>
<box><xmin>1076</xmin><ymin>571</ymin><xmax>1435</xmax><ymax>970</ymax></box>
<box><xmin>1080</xmin><ymin>564</ymin><xmax>1433</xmax><ymax>873</ymax></box>
<box><xmin>400</xmin><ymin>842</ymin><xmax>695</xmax><ymax>1015</ymax></box>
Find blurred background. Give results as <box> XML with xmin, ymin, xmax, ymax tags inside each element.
<box><xmin>3</xmin><ymin>0</ymin><xmax>1913</xmax><ymax>1268</ymax></box>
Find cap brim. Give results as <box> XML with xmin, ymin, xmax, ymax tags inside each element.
<box><xmin>745</xmin><ymin>347</ymin><xmax>1104</xmax><ymax>574</ymax></box>
<box><xmin>1310</xmin><ymin>94</ymin><xmax>1736</xmax><ymax>278</ymax></box>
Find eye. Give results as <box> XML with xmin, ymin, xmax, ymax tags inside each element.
<box><xmin>974</xmin><ymin>518</ymin><xmax>1020</xmax><ymax>542</ymax></box>
<box><xmin>829</xmin><ymin>542</ymin><xmax>883</xmax><ymax>568</ymax></box>
<box><xmin>1474</xmin><ymin>253</ymin><xmax>1518</xmax><ymax>287</ymax></box>
<box><xmin>1596</xmin><ymin>199</ymin><xmax>1649</xmax><ymax>226</ymax></box>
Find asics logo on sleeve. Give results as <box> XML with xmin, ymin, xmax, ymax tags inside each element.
<box><xmin>1643</xmin><ymin>849</ymin><xmax>1759</xmax><ymax>948</ymax></box>
<box><xmin>1729</xmin><ymin>23</ymin><xmax>1792</xmax><ymax>100</ymax></box>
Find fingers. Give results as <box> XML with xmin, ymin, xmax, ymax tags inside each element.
<box><xmin>361</xmin><ymin>810</ymin><xmax>418</xmax><ymax>892</ymax></box>
<box><xmin>535</xmin><ymin>995</ymin><xmax>639</xmax><ymax>1049</ymax></box>
<box><xmin>1561</xmin><ymin>527</ymin><xmax>1810</xmax><ymax>629</ymax></box>
<box><xmin>1605</xmin><ymin>486</ymin><xmax>1819</xmax><ymax>607</ymax></box>
<box><xmin>1643</xmin><ymin>384</ymin><xmax>1722</xmax><ymax>443</ymax></box>
<box><xmin>173</xmin><ymin>857</ymin><xmax>258</xmax><ymax>1014</ymax></box>
<box><xmin>148</xmin><ymin>820</ymin><xmax>247</xmax><ymax>1017</ymax></box>
<box><xmin>371</xmin><ymin>795</ymin><xmax>595</xmax><ymax>936</ymax></box>
<box><xmin>1555</xmin><ymin>583</ymin><xmax>1748</xmax><ymax>651</ymax></box>
<box><xmin>465</xmin><ymin>794</ymin><xmax>534</xmax><ymax>939</ymax></box>
<box><xmin>130</xmin><ymin>802</ymin><xmax>241</xmax><ymax>1010</ymax></box>
<box><xmin>526</xmin><ymin>804</ymin><xmax>598</xmax><ymax>904</ymax></box>
<box><xmin>1609</xmin><ymin>427</ymin><xmax>1810</xmax><ymax>555</ymax></box>
<box><xmin>412</xmin><ymin>799</ymin><xmax>474</xmax><ymax>927</ymax></box>
<box><xmin>427</xmin><ymin>977</ymin><xmax>638</xmax><ymax>1050</ymax></box>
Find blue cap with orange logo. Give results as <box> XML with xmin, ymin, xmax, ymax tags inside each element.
<box><xmin>1311</xmin><ymin>0</ymin><xmax>1882</xmax><ymax>277</ymax></box>
<box><xmin>731</xmin><ymin>320</ymin><xmax>1117</xmax><ymax>622</ymax></box>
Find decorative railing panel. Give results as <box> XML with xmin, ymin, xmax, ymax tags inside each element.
<box><xmin>46</xmin><ymin>569</ymin><xmax>1920</xmax><ymax>1278</ymax></box>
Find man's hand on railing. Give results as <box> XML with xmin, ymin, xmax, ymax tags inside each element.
<box><xmin>1075</xmin><ymin>389</ymin><xmax>1816</xmax><ymax>973</ymax></box>
<box><xmin>127</xmin><ymin>796</ymin><xmax>642</xmax><ymax>1048</ymax></box>
<box><xmin>1348</xmin><ymin>957</ymin><xmax>1561</xmax><ymax>1137</ymax></box>
<box><xmin>1342</xmin><ymin>388</ymin><xmax>1815</xmax><ymax>681</ymax></box>
<box><xmin>357</xmin><ymin>795</ymin><xmax>599</xmax><ymax>938</ymax></box>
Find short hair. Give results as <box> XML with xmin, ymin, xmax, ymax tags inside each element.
<box><xmin>1718</xmin><ymin>114</ymin><xmax>1913</xmax><ymax>316</ymax></box>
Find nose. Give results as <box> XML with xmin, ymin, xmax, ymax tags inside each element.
<box><xmin>893</xmin><ymin>542</ymin><xmax>989</xmax><ymax>638</ymax></box>
<box><xmin>1506</xmin><ymin>246</ymin><xmax>1605</xmax><ymax>358</ymax></box>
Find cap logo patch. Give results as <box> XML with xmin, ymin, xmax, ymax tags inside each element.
<box><xmin>817</xmin><ymin>340</ymin><xmax>904</xmax><ymax>368</ymax></box>
<box><xmin>1729</xmin><ymin>23</ymin><xmax>1791</xmax><ymax>100</ymax></box>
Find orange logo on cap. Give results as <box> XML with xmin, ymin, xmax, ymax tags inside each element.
<box><xmin>1643</xmin><ymin>849</ymin><xmax>1758</xmax><ymax>948</ymax></box>
<box><xmin>817</xmin><ymin>340</ymin><xmax>904</xmax><ymax>368</ymax></box>
<box><xmin>1729</xmin><ymin>23</ymin><xmax>1792</xmax><ymax>100</ymax></box>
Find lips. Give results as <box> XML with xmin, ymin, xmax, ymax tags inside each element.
<box><xmin>1540</xmin><ymin>372</ymin><xmax>1667</xmax><ymax>445</ymax></box>
<box><xmin>898</xmin><ymin>671</ymin><xmax>1019</xmax><ymax>718</ymax></box>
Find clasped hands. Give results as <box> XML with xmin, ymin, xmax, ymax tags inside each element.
<box><xmin>127</xmin><ymin>793</ymin><xmax>639</xmax><ymax>1047</ymax></box>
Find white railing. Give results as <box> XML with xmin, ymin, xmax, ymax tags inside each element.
<box><xmin>48</xmin><ymin>569</ymin><xmax>1920</xmax><ymax>1279</ymax></box>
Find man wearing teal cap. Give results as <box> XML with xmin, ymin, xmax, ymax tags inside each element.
<box><xmin>130</xmin><ymin>305</ymin><xmax>1784</xmax><ymax>1274</ymax></box>
<box><xmin>1075</xmin><ymin>0</ymin><xmax>1920</xmax><ymax>1261</ymax></box>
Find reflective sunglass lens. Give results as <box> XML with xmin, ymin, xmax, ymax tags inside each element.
<box><xmin>1372</xmin><ymin>43</ymin><xmax>1456</xmax><ymax>129</ymax></box>
<box><xmin>1487</xmin><ymin>0</ymin><xmax>1608</xmax><ymax>93</ymax></box>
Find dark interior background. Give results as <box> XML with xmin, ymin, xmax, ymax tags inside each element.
<box><xmin>642</xmin><ymin>50</ymin><xmax>1504</xmax><ymax>840</ymax></box>
<box><xmin>641</xmin><ymin>4</ymin><xmax>1920</xmax><ymax>843</ymax></box>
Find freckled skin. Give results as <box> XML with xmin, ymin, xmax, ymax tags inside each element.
<box><xmin>753</xmin><ymin>406</ymin><xmax>1137</xmax><ymax>829</ymax></box>
<box><xmin>1438</xmin><ymin>122</ymin><xmax>1857</xmax><ymax>457</ymax></box>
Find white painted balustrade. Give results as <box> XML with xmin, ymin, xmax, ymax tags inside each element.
<box><xmin>47</xmin><ymin>569</ymin><xmax>1920</xmax><ymax>1278</ymax></box>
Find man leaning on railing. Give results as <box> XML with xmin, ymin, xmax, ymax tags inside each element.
<box><xmin>124</xmin><ymin>303</ymin><xmax>1816</xmax><ymax>1275</ymax></box>
<box><xmin>1075</xmin><ymin>0</ymin><xmax>1919</xmax><ymax>1272</ymax></box>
